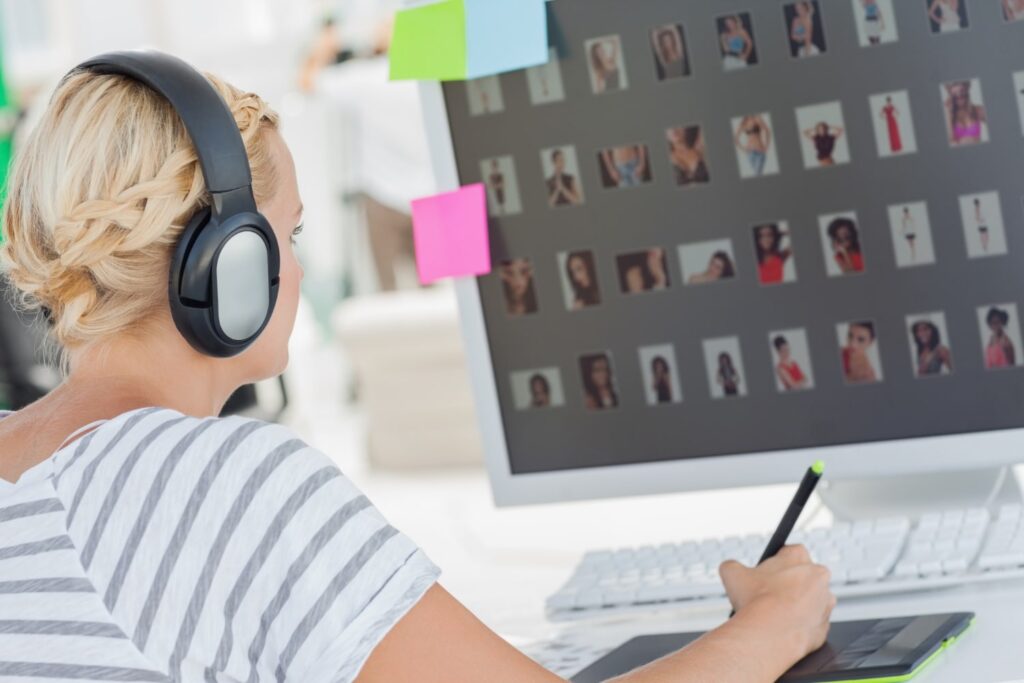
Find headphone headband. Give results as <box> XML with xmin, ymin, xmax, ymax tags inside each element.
<box><xmin>78</xmin><ymin>50</ymin><xmax>255</xmax><ymax>211</ymax></box>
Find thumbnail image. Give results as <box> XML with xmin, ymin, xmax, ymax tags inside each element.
<box><xmin>753</xmin><ymin>222</ymin><xmax>798</xmax><ymax>285</ymax></box>
<box><xmin>638</xmin><ymin>344</ymin><xmax>684</xmax><ymax>405</ymax></box>
<box><xmin>770</xmin><ymin>329</ymin><xmax>816</xmax><ymax>391</ymax></box>
<box><xmin>1006</xmin><ymin>0</ymin><xmax>1024</xmax><ymax>21</ymax></box>
<box><xmin>466</xmin><ymin>76</ymin><xmax>505</xmax><ymax>116</ymax></box>
<box><xmin>666</xmin><ymin>125</ymin><xmax>710</xmax><ymax>187</ymax></box>
<box><xmin>499</xmin><ymin>258</ymin><xmax>538</xmax><ymax>317</ymax></box>
<box><xmin>558</xmin><ymin>250</ymin><xmax>602</xmax><ymax>311</ymax></box>
<box><xmin>650</xmin><ymin>23</ymin><xmax>691</xmax><ymax>80</ymax></box>
<box><xmin>853</xmin><ymin>0</ymin><xmax>899</xmax><ymax>46</ymax></box>
<box><xmin>716</xmin><ymin>13</ymin><xmax>759</xmax><ymax>70</ymax></box>
<box><xmin>703</xmin><ymin>336</ymin><xmax>748</xmax><ymax>399</ymax></box>
<box><xmin>906</xmin><ymin>312</ymin><xmax>954</xmax><ymax>378</ymax></box>
<box><xmin>960</xmin><ymin>191</ymin><xmax>1008</xmax><ymax>258</ymax></box>
<box><xmin>942</xmin><ymin>79</ymin><xmax>989</xmax><ymax>147</ymax></box>
<box><xmin>585</xmin><ymin>35</ymin><xmax>629</xmax><ymax>94</ymax></box>
<box><xmin>978</xmin><ymin>304</ymin><xmax>1023</xmax><ymax>370</ymax></box>
<box><xmin>888</xmin><ymin>202</ymin><xmax>936</xmax><ymax>268</ymax></box>
<box><xmin>732</xmin><ymin>113</ymin><xmax>780</xmax><ymax>178</ymax></box>
<box><xmin>617</xmin><ymin>248</ymin><xmax>671</xmax><ymax>295</ymax></box>
<box><xmin>579</xmin><ymin>352</ymin><xmax>621</xmax><ymax>410</ymax></box>
<box><xmin>796</xmin><ymin>101</ymin><xmax>851</xmax><ymax>168</ymax></box>
<box><xmin>784</xmin><ymin>2</ymin><xmax>827</xmax><ymax>57</ymax></box>
<box><xmin>927</xmin><ymin>0</ymin><xmax>969</xmax><ymax>33</ymax></box>
<box><xmin>680</xmin><ymin>239</ymin><xmax>738</xmax><ymax>286</ymax></box>
<box><xmin>480</xmin><ymin>156</ymin><xmax>522</xmax><ymax>217</ymax></box>
<box><xmin>869</xmin><ymin>91</ymin><xmax>918</xmax><ymax>157</ymax></box>
<box><xmin>540</xmin><ymin>145</ymin><xmax>585</xmax><ymax>207</ymax></box>
<box><xmin>837</xmin><ymin>321</ymin><xmax>884</xmax><ymax>384</ymax></box>
<box><xmin>819</xmin><ymin>212</ymin><xmax>866</xmax><ymax>276</ymax></box>
<box><xmin>510</xmin><ymin>368</ymin><xmax>566</xmax><ymax>410</ymax></box>
<box><xmin>526</xmin><ymin>48</ymin><xmax>566</xmax><ymax>105</ymax></box>
<box><xmin>598</xmin><ymin>144</ymin><xmax>653</xmax><ymax>189</ymax></box>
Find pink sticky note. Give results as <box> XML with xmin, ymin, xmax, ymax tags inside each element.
<box><xmin>411</xmin><ymin>183</ymin><xmax>491</xmax><ymax>285</ymax></box>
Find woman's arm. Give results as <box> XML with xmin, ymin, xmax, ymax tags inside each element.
<box><xmin>740</xmin><ymin>31</ymin><xmax>753</xmax><ymax>60</ymax></box>
<box><xmin>832</xmin><ymin>126</ymin><xmax>845</xmax><ymax>139</ymax></box>
<box><xmin>361</xmin><ymin>549</ymin><xmax>832</xmax><ymax>683</ymax></box>
<box><xmin>928</xmin><ymin>0</ymin><xmax>942</xmax><ymax>24</ymax></box>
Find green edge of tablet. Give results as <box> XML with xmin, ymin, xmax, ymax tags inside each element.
<box><xmin>829</xmin><ymin>618</ymin><xmax>974</xmax><ymax>683</ymax></box>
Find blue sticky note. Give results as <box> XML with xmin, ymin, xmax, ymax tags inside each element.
<box><xmin>464</xmin><ymin>0</ymin><xmax>549</xmax><ymax>79</ymax></box>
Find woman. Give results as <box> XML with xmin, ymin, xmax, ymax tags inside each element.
<box><xmin>646</xmin><ymin>247</ymin><xmax>670</xmax><ymax>290</ymax></box>
<box><xmin>774</xmin><ymin>336</ymin><xmax>809</xmax><ymax>391</ymax></box>
<box><xmin>944</xmin><ymin>81</ymin><xmax>987</xmax><ymax>146</ymax></box>
<box><xmin>861</xmin><ymin>0</ymin><xmax>886</xmax><ymax>45</ymax></box>
<box><xmin>735</xmin><ymin>114</ymin><xmax>772</xmax><ymax>176</ymax></box>
<box><xmin>719</xmin><ymin>15</ymin><xmax>754</xmax><ymax>70</ymax></box>
<box><xmin>804</xmin><ymin>122</ymin><xmax>844</xmax><ymax>166</ymax></box>
<box><xmin>667</xmin><ymin>126</ymin><xmax>710</xmax><ymax>187</ymax></box>
<box><xmin>911</xmin><ymin>321</ymin><xmax>953</xmax><ymax>377</ymax></box>
<box><xmin>901</xmin><ymin>207</ymin><xmax>918</xmax><ymax>262</ymax></box>
<box><xmin>842</xmin><ymin>322</ymin><xmax>879</xmax><ymax>384</ymax></box>
<box><xmin>600</xmin><ymin>145</ymin><xmax>649</xmax><ymax>188</ymax></box>
<box><xmin>581</xmin><ymin>354</ymin><xmax>620</xmax><ymax>410</ymax></box>
<box><xmin>546</xmin><ymin>149</ymin><xmax>582</xmax><ymax>207</ymax></box>
<box><xmin>0</xmin><ymin>56</ymin><xmax>834</xmax><ymax>682</ymax></box>
<box><xmin>689</xmin><ymin>251</ymin><xmax>736</xmax><ymax>285</ymax></box>
<box><xmin>974</xmin><ymin>197</ymin><xmax>990</xmax><ymax>253</ymax></box>
<box><xmin>487</xmin><ymin>158</ymin><xmax>507</xmax><ymax>214</ymax></box>
<box><xmin>790</xmin><ymin>2</ymin><xmax>820</xmax><ymax>57</ymax></box>
<box><xmin>589</xmin><ymin>38</ymin><xmax>623</xmax><ymax>94</ymax></box>
<box><xmin>717</xmin><ymin>353</ymin><xmax>741</xmax><ymax>397</ymax></box>
<box><xmin>881</xmin><ymin>96</ymin><xmax>903</xmax><ymax>154</ymax></box>
<box><xmin>754</xmin><ymin>224</ymin><xmax>792</xmax><ymax>285</ymax></box>
<box><xmin>929</xmin><ymin>0</ymin><xmax>964</xmax><ymax>32</ymax></box>
<box><xmin>651</xmin><ymin>356</ymin><xmax>674</xmax><ymax>404</ymax></box>
<box><xmin>1005</xmin><ymin>0</ymin><xmax>1024</xmax><ymax>21</ymax></box>
<box><xmin>529</xmin><ymin>374</ymin><xmax>552</xmax><ymax>408</ymax></box>
<box><xmin>986</xmin><ymin>307</ymin><xmax>1017</xmax><ymax>369</ymax></box>
<box><xmin>565</xmin><ymin>251</ymin><xmax>601</xmax><ymax>309</ymax></box>
<box><xmin>827</xmin><ymin>218</ymin><xmax>865</xmax><ymax>274</ymax></box>
<box><xmin>652</xmin><ymin>25</ymin><xmax>688</xmax><ymax>80</ymax></box>
<box><xmin>500</xmin><ymin>259</ymin><xmax>538</xmax><ymax>316</ymax></box>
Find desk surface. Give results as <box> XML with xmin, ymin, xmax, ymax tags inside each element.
<box><xmin>335</xmin><ymin>461</ymin><xmax>1024</xmax><ymax>682</ymax></box>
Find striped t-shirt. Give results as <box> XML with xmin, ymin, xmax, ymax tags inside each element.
<box><xmin>0</xmin><ymin>407</ymin><xmax>440</xmax><ymax>682</ymax></box>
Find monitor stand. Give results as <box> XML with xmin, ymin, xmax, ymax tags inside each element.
<box><xmin>818</xmin><ymin>466</ymin><xmax>1023</xmax><ymax>522</ymax></box>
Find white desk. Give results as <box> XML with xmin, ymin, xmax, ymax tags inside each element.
<box><xmin>334</xmin><ymin>463</ymin><xmax>1024</xmax><ymax>682</ymax></box>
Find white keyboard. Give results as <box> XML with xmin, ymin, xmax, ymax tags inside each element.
<box><xmin>546</xmin><ymin>505</ymin><xmax>1024</xmax><ymax>620</ymax></box>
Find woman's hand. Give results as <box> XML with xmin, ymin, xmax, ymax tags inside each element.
<box><xmin>720</xmin><ymin>546</ymin><xmax>835</xmax><ymax>662</ymax></box>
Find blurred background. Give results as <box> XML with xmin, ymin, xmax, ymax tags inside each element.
<box><xmin>0</xmin><ymin>1</ymin><xmax>798</xmax><ymax>656</ymax></box>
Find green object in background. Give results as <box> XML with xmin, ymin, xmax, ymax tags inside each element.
<box><xmin>0</xmin><ymin>28</ymin><xmax>15</xmax><ymax>244</ymax></box>
<box><xmin>388</xmin><ymin>0</ymin><xmax>467</xmax><ymax>81</ymax></box>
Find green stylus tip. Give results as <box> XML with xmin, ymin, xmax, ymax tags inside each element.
<box><xmin>811</xmin><ymin>460</ymin><xmax>825</xmax><ymax>475</ymax></box>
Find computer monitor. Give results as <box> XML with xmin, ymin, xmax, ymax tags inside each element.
<box><xmin>419</xmin><ymin>0</ymin><xmax>1024</xmax><ymax>506</ymax></box>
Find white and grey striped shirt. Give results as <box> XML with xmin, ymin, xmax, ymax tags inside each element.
<box><xmin>0</xmin><ymin>407</ymin><xmax>440</xmax><ymax>682</ymax></box>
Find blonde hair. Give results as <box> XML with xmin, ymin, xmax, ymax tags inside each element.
<box><xmin>0</xmin><ymin>66</ymin><xmax>280</xmax><ymax>361</ymax></box>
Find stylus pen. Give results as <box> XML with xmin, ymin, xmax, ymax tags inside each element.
<box><xmin>729</xmin><ymin>460</ymin><xmax>825</xmax><ymax>617</ymax></box>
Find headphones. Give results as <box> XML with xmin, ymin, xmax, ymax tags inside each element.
<box><xmin>73</xmin><ymin>50</ymin><xmax>280</xmax><ymax>358</ymax></box>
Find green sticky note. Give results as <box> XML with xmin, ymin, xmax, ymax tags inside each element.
<box><xmin>389</xmin><ymin>0</ymin><xmax>468</xmax><ymax>81</ymax></box>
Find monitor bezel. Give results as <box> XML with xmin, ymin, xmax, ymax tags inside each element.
<box><xmin>418</xmin><ymin>80</ymin><xmax>1024</xmax><ymax>507</ymax></box>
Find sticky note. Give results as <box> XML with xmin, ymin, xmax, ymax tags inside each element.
<box><xmin>389</xmin><ymin>0</ymin><xmax>549</xmax><ymax>81</ymax></box>
<box><xmin>465</xmin><ymin>0</ymin><xmax>549</xmax><ymax>78</ymax></box>
<box><xmin>389</xmin><ymin>0</ymin><xmax>468</xmax><ymax>82</ymax></box>
<box><xmin>411</xmin><ymin>183</ymin><xmax>491</xmax><ymax>284</ymax></box>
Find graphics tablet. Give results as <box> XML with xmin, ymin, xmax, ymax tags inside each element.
<box><xmin>571</xmin><ymin>613</ymin><xmax>973</xmax><ymax>683</ymax></box>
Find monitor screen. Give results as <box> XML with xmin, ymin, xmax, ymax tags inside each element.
<box><xmin>440</xmin><ymin>0</ymin><xmax>1024</xmax><ymax>476</ymax></box>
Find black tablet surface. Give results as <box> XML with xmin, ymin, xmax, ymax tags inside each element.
<box><xmin>571</xmin><ymin>613</ymin><xmax>973</xmax><ymax>683</ymax></box>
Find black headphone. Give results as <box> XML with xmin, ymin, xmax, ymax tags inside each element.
<box><xmin>73</xmin><ymin>50</ymin><xmax>280</xmax><ymax>358</ymax></box>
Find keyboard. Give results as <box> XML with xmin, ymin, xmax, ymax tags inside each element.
<box><xmin>546</xmin><ymin>505</ymin><xmax>1024</xmax><ymax>621</ymax></box>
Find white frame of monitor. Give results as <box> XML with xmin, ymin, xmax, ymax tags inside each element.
<box><xmin>418</xmin><ymin>80</ymin><xmax>1024</xmax><ymax>507</ymax></box>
